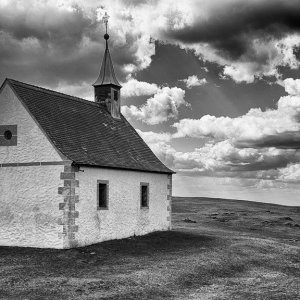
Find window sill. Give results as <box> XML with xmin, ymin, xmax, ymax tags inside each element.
<box><xmin>97</xmin><ymin>207</ymin><xmax>109</xmax><ymax>210</ymax></box>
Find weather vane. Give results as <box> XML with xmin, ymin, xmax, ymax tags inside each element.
<box><xmin>103</xmin><ymin>12</ymin><xmax>110</xmax><ymax>36</ymax></box>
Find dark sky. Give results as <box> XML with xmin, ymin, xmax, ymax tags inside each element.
<box><xmin>1</xmin><ymin>0</ymin><xmax>300</xmax><ymax>205</ymax></box>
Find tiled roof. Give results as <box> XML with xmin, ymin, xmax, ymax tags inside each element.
<box><xmin>7</xmin><ymin>79</ymin><xmax>173</xmax><ymax>174</ymax></box>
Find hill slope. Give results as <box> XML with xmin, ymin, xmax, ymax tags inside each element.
<box><xmin>0</xmin><ymin>197</ymin><xmax>299</xmax><ymax>299</ymax></box>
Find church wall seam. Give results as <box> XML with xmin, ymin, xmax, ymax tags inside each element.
<box><xmin>167</xmin><ymin>174</ymin><xmax>172</xmax><ymax>229</ymax></box>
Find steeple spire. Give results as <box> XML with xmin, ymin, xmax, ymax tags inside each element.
<box><xmin>93</xmin><ymin>12</ymin><xmax>121</xmax><ymax>119</ymax></box>
<box><xmin>93</xmin><ymin>12</ymin><xmax>121</xmax><ymax>88</ymax></box>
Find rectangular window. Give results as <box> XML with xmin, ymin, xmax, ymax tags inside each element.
<box><xmin>140</xmin><ymin>183</ymin><xmax>149</xmax><ymax>208</ymax></box>
<box><xmin>97</xmin><ymin>180</ymin><xmax>109</xmax><ymax>209</ymax></box>
<box><xmin>114</xmin><ymin>90</ymin><xmax>118</xmax><ymax>101</ymax></box>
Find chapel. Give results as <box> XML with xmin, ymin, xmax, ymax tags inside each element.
<box><xmin>0</xmin><ymin>18</ymin><xmax>173</xmax><ymax>248</ymax></box>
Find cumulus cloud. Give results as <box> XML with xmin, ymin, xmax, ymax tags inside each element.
<box><xmin>95</xmin><ymin>3</ymin><xmax>157</xmax><ymax>74</ymax></box>
<box><xmin>282</xmin><ymin>78</ymin><xmax>300</xmax><ymax>96</ymax></box>
<box><xmin>0</xmin><ymin>1</ymin><xmax>101</xmax><ymax>91</ymax></box>
<box><xmin>165</xmin><ymin>1</ymin><xmax>300</xmax><ymax>83</ymax></box>
<box><xmin>122</xmin><ymin>85</ymin><xmax>187</xmax><ymax>124</ymax></box>
<box><xmin>173</xmin><ymin>79</ymin><xmax>300</xmax><ymax>149</ymax></box>
<box><xmin>179</xmin><ymin>75</ymin><xmax>207</xmax><ymax>88</ymax></box>
<box><xmin>278</xmin><ymin>163</ymin><xmax>300</xmax><ymax>182</ymax></box>
<box><xmin>2</xmin><ymin>0</ymin><xmax>300</xmax><ymax>91</ymax></box>
<box><xmin>56</xmin><ymin>81</ymin><xmax>94</xmax><ymax>100</ymax></box>
<box><xmin>136</xmin><ymin>131</ymin><xmax>177</xmax><ymax>169</ymax></box>
<box><xmin>102</xmin><ymin>0</ymin><xmax>300</xmax><ymax>83</ymax></box>
<box><xmin>136</xmin><ymin>129</ymin><xmax>171</xmax><ymax>144</ymax></box>
<box><xmin>0</xmin><ymin>0</ymin><xmax>156</xmax><ymax>95</ymax></box>
<box><xmin>181</xmin><ymin>32</ymin><xmax>300</xmax><ymax>84</ymax></box>
<box><xmin>134</xmin><ymin>80</ymin><xmax>300</xmax><ymax>184</ymax></box>
<box><xmin>152</xmin><ymin>139</ymin><xmax>299</xmax><ymax>177</ymax></box>
<box><xmin>121</xmin><ymin>77</ymin><xmax>159</xmax><ymax>97</ymax></box>
<box><xmin>136</xmin><ymin>129</ymin><xmax>300</xmax><ymax>184</ymax></box>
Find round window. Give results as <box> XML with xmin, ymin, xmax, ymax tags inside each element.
<box><xmin>4</xmin><ymin>130</ymin><xmax>12</xmax><ymax>140</ymax></box>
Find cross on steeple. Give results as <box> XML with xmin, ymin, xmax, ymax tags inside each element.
<box><xmin>103</xmin><ymin>12</ymin><xmax>109</xmax><ymax>35</ymax></box>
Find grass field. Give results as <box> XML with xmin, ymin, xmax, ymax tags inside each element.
<box><xmin>0</xmin><ymin>197</ymin><xmax>299</xmax><ymax>299</ymax></box>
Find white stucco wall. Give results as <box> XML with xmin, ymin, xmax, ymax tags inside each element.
<box><xmin>0</xmin><ymin>83</ymin><xmax>62</xmax><ymax>163</ymax></box>
<box><xmin>0</xmin><ymin>83</ymin><xmax>65</xmax><ymax>248</ymax></box>
<box><xmin>0</xmin><ymin>165</ymin><xmax>64</xmax><ymax>248</ymax></box>
<box><xmin>75</xmin><ymin>167</ymin><xmax>171</xmax><ymax>246</ymax></box>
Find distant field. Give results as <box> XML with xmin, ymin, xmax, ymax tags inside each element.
<box><xmin>0</xmin><ymin>197</ymin><xmax>299</xmax><ymax>300</ymax></box>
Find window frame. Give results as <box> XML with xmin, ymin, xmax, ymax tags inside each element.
<box><xmin>4</xmin><ymin>130</ymin><xmax>12</xmax><ymax>140</ymax></box>
<box><xmin>0</xmin><ymin>125</ymin><xmax>17</xmax><ymax>146</ymax></box>
<box><xmin>140</xmin><ymin>182</ymin><xmax>149</xmax><ymax>209</ymax></box>
<box><xmin>113</xmin><ymin>90</ymin><xmax>119</xmax><ymax>101</ymax></box>
<box><xmin>97</xmin><ymin>180</ymin><xmax>109</xmax><ymax>210</ymax></box>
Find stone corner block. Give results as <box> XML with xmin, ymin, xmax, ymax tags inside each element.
<box><xmin>68</xmin><ymin>232</ymin><xmax>76</xmax><ymax>240</ymax></box>
<box><xmin>60</xmin><ymin>172</ymin><xmax>75</xmax><ymax>180</ymax></box>
<box><xmin>63</xmin><ymin>165</ymin><xmax>73</xmax><ymax>173</ymax></box>
<box><xmin>63</xmin><ymin>195</ymin><xmax>79</xmax><ymax>203</ymax></box>
<box><xmin>57</xmin><ymin>217</ymin><xmax>65</xmax><ymax>225</ymax></box>
<box><xmin>69</xmin><ymin>240</ymin><xmax>79</xmax><ymax>248</ymax></box>
<box><xmin>64</xmin><ymin>211</ymin><xmax>79</xmax><ymax>218</ymax></box>
<box><xmin>59</xmin><ymin>203</ymin><xmax>66</xmax><ymax>210</ymax></box>
<box><xmin>59</xmin><ymin>187</ymin><xmax>75</xmax><ymax>196</ymax></box>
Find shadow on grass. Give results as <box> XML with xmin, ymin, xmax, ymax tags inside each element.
<box><xmin>0</xmin><ymin>231</ymin><xmax>222</xmax><ymax>277</ymax></box>
<box><xmin>81</xmin><ymin>230</ymin><xmax>220</xmax><ymax>254</ymax></box>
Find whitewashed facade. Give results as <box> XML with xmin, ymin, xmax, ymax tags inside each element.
<box><xmin>0</xmin><ymin>83</ymin><xmax>172</xmax><ymax>249</ymax></box>
<box><xmin>76</xmin><ymin>167</ymin><xmax>171</xmax><ymax>247</ymax></box>
<box><xmin>0</xmin><ymin>84</ymin><xmax>65</xmax><ymax>248</ymax></box>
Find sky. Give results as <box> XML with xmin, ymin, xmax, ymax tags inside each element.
<box><xmin>1</xmin><ymin>0</ymin><xmax>300</xmax><ymax>206</ymax></box>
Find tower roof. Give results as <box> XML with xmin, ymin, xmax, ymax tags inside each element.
<box><xmin>93</xmin><ymin>43</ymin><xmax>121</xmax><ymax>87</ymax></box>
<box><xmin>93</xmin><ymin>13</ymin><xmax>121</xmax><ymax>88</ymax></box>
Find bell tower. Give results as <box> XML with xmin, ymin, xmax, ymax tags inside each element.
<box><xmin>93</xmin><ymin>12</ymin><xmax>121</xmax><ymax>119</ymax></box>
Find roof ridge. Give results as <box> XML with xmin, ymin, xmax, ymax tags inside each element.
<box><xmin>6</xmin><ymin>78</ymin><xmax>99</xmax><ymax>107</ymax></box>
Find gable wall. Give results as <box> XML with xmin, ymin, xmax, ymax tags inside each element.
<box><xmin>75</xmin><ymin>167</ymin><xmax>172</xmax><ymax>247</ymax></box>
<box><xmin>0</xmin><ymin>83</ymin><xmax>69</xmax><ymax>248</ymax></box>
<box><xmin>0</xmin><ymin>83</ymin><xmax>62</xmax><ymax>163</ymax></box>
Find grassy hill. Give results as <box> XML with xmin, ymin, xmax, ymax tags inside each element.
<box><xmin>0</xmin><ymin>197</ymin><xmax>299</xmax><ymax>299</ymax></box>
